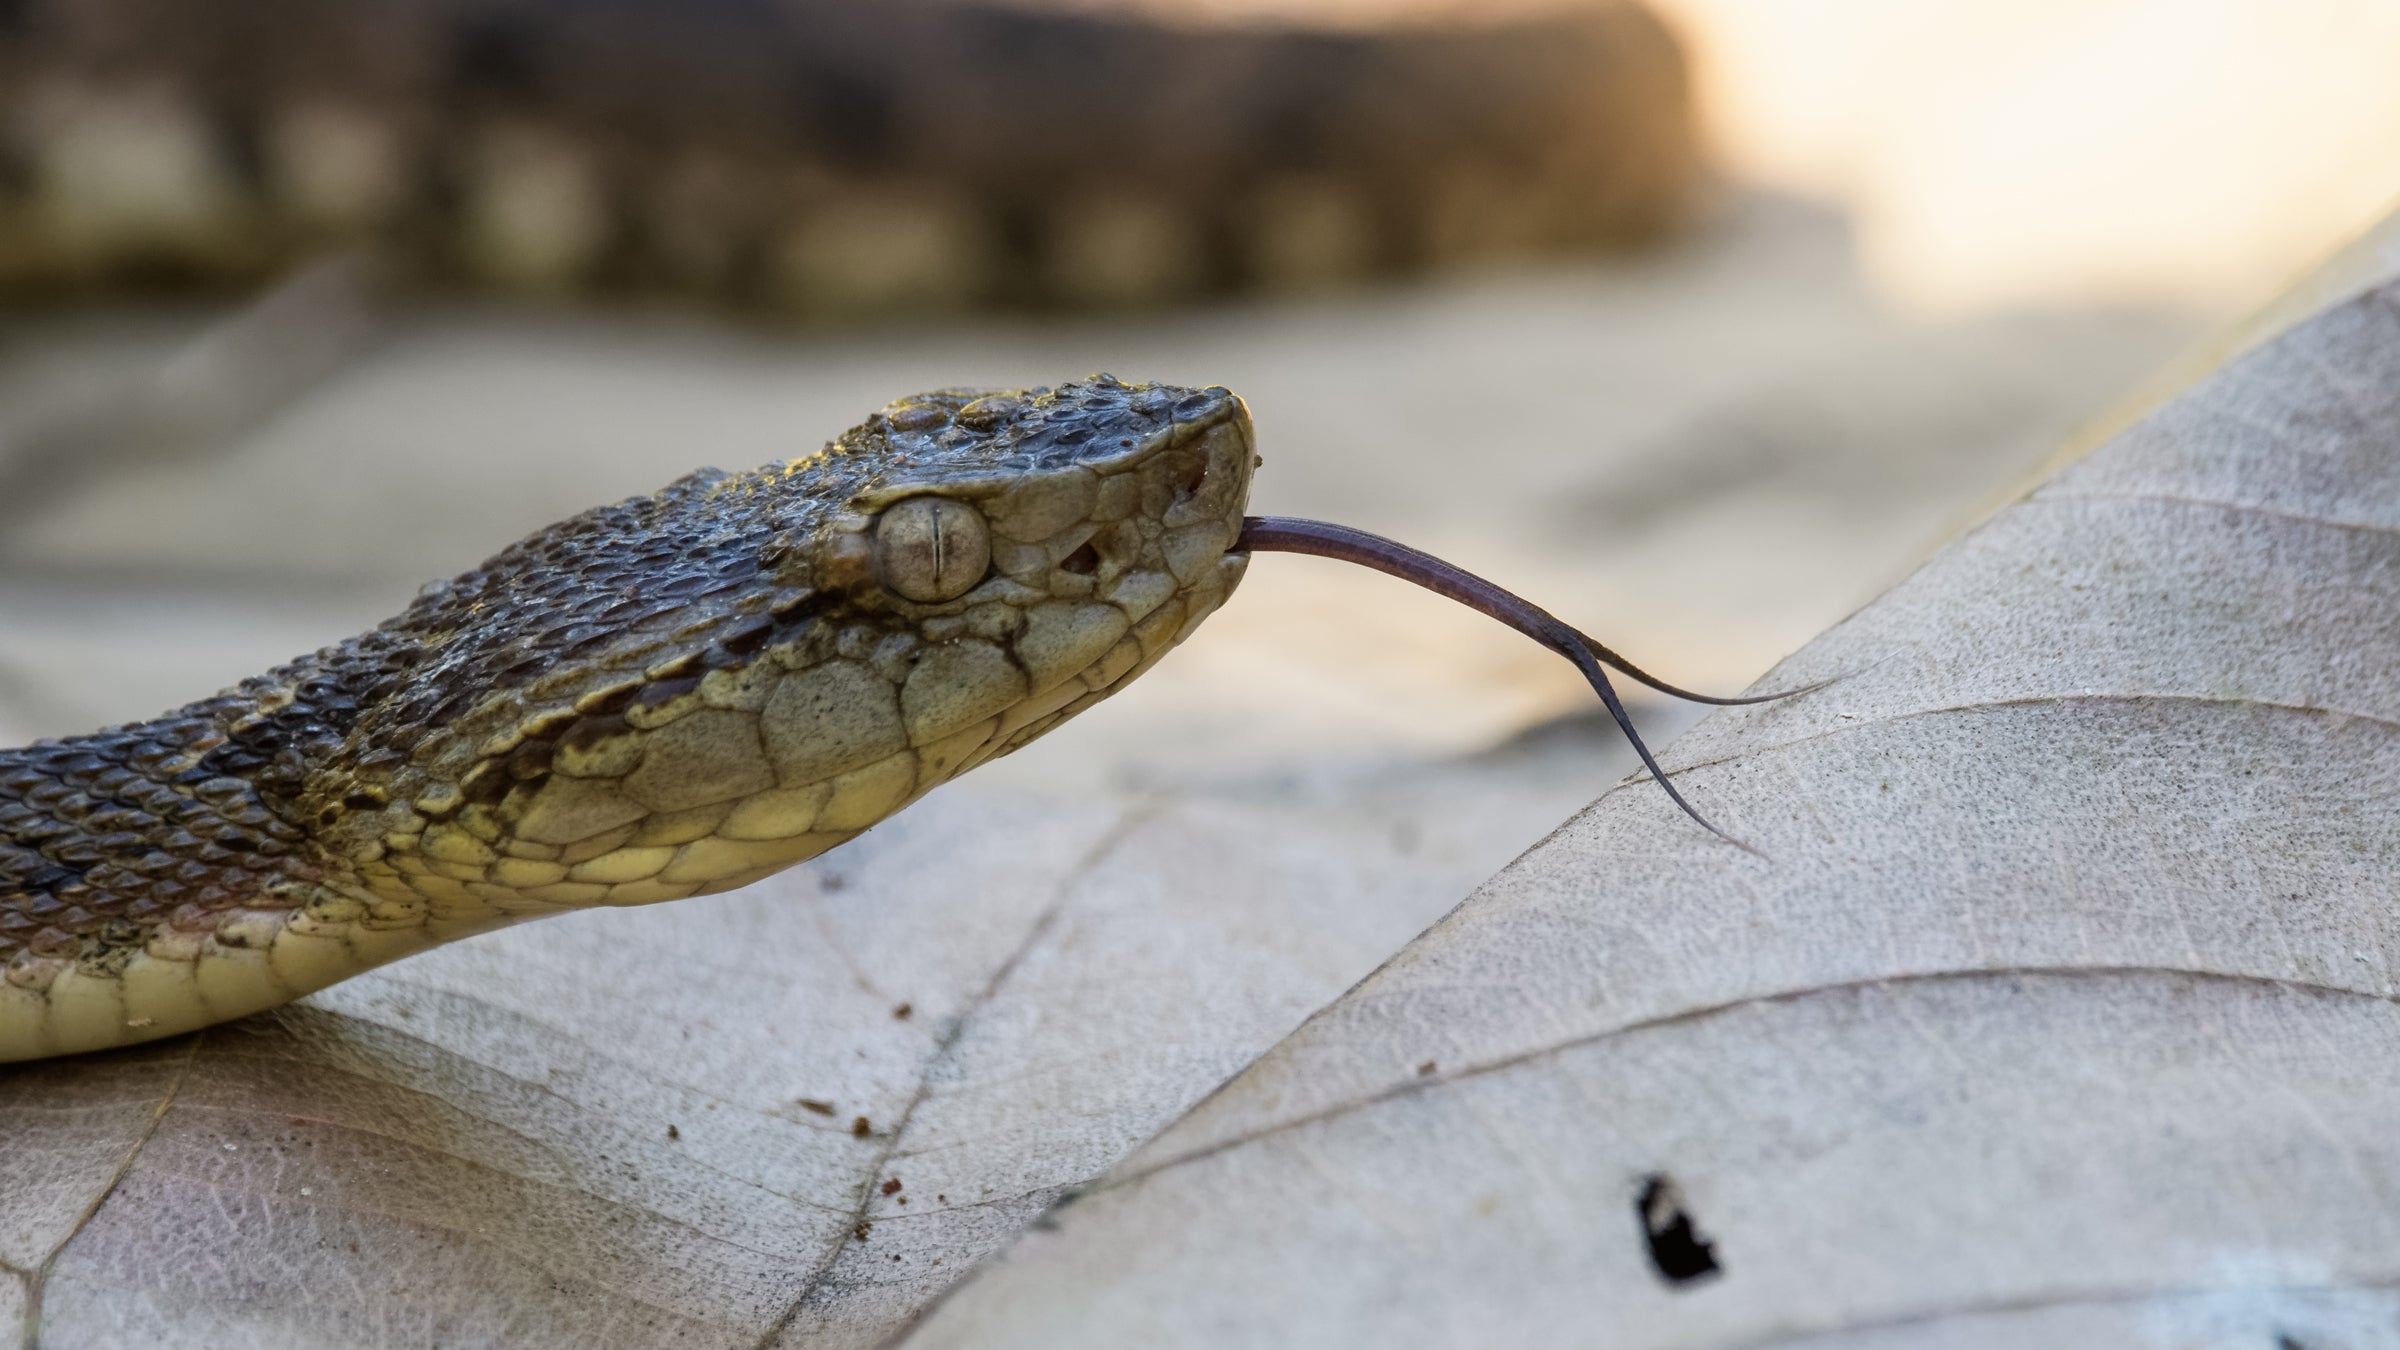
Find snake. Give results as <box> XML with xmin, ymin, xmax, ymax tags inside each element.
<box><xmin>0</xmin><ymin>374</ymin><xmax>1790</xmax><ymax>1063</ymax></box>
<box><xmin>0</xmin><ymin>0</ymin><xmax>1693</xmax><ymax>312</ymax></box>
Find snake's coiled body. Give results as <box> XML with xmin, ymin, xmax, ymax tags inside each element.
<box><xmin>0</xmin><ymin>0</ymin><xmax>1693</xmax><ymax>310</ymax></box>
<box><xmin>0</xmin><ymin>376</ymin><xmax>1255</xmax><ymax>1060</ymax></box>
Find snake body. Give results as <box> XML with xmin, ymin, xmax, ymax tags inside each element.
<box><xmin>0</xmin><ymin>376</ymin><xmax>1255</xmax><ymax>1061</ymax></box>
<box><xmin>0</xmin><ymin>0</ymin><xmax>1693</xmax><ymax>311</ymax></box>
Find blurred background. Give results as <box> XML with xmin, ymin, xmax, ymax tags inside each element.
<box><xmin>1</xmin><ymin>0</ymin><xmax>2396</xmax><ymax>877</ymax></box>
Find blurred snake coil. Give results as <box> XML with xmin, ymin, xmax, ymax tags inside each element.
<box><xmin>0</xmin><ymin>0</ymin><xmax>1697</xmax><ymax>313</ymax></box>
<box><xmin>0</xmin><ymin>376</ymin><xmax>1258</xmax><ymax>1060</ymax></box>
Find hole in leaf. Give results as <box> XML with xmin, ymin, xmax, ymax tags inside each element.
<box><xmin>1636</xmin><ymin>1174</ymin><xmax>1720</xmax><ymax>1287</ymax></box>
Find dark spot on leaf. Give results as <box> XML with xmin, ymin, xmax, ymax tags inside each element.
<box><xmin>1636</xmin><ymin>1174</ymin><xmax>1720</xmax><ymax>1286</ymax></box>
<box><xmin>796</xmin><ymin>1098</ymin><xmax>835</xmax><ymax>1116</ymax></box>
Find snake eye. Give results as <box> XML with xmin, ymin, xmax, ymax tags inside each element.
<box><xmin>874</xmin><ymin>497</ymin><xmax>991</xmax><ymax>603</ymax></box>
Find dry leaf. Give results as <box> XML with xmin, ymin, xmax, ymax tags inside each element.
<box><xmin>895</xmin><ymin>254</ymin><xmax>2400</xmax><ymax>1341</ymax></box>
<box><xmin>0</xmin><ymin>210</ymin><xmax>2313</xmax><ymax>1345</ymax></box>
<box><xmin>0</xmin><ymin>725</ymin><xmax>1617</xmax><ymax>1346</ymax></box>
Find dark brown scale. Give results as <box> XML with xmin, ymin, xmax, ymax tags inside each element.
<box><xmin>47</xmin><ymin>795</ymin><xmax>99</xmax><ymax>824</ymax></box>
<box><xmin>596</xmin><ymin>598</ymin><xmax>653</xmax><ymax>626</ymax></box>
<box><xmin>558</xmin><ymin>715</ymin><xmax>632</xmax><ymax>758</ymax></box>
<box><xmin>633</xmin><ymin>598</ymin><xmax>691</xmax><ymax>629</ymax></box>
<box><xmin>718</xmin><ymin>616</ymin><xmax>776</xmax><ymax>656</ymax></box>
<box><xmin>484</xmin><ymin>653</ymin><xmax>547</xmax><ymax>682</ymax></box>
<box><xmin>49</xmin><ymin>840</ymin><xmax>109</xmax><ymax>867</ymax></box>
<box><xmin>85</xmin><ymin>863</ymin><xmax>138</xmax><ymax>890</ymax></box>
<box><xmin>353</xmin><ymin>749</ymin><xmax>408</xmax><ymax>776</ymax></box>
<box><xmin>560</xmin><ymin>628</ymin><xmax>618</xmax><ymax>659</ymax></box>
<box><xmin>518</xmin><ymin>708</ymin><xmax>580</xmax><ymax>740</ymax></box>
<box><xmin>570</xmin><ymin>681</ymin><xmax>639</xmax><ymax>718</ymax></box>
<box><xmin>5</xmin><ymin>821</ymin><xmax>68</xmax><ymax>849</ymax></box>
<box><xmin>630</xmin><ymin>677</ymin><xmax>703</xmax><ymax>718</ymax></box>
<box><xmin>165</xmin><ymin>798</ymin><xmax>214</xmax><ymax>824</ymax></box>
<box><xmin>459</xmin><ymin>761</ymin><xmax>513</xmax><ymax>807</ymax></box>
<box><xmin>508</xmin><ymin>741</ymin><xmax>557</xmax><ymax>782</ymax></box>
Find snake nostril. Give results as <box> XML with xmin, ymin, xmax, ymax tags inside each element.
<box><xmin>1059</xmin><ymin>542</ymin><xmax>1100</xmax><ymax>576</ymax></box>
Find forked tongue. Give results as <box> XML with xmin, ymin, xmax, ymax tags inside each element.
<box><xmin>1235</xmin><ymin>516</ymin><xmax>1826</xmax><ymax>846</ymax></box>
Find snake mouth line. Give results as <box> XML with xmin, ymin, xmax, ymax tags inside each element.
<box><xmin>1233</xmin><ymin>516</ymin><xmax>1828</xmax><ymax>843</ymax></box>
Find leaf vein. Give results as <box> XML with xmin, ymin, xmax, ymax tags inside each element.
<box><xmin>1117</xmin><ymin>966</ymin><xmax>2400</xmax><ymax>1186</ymax></box>
<box><xmin>21</xmin><ymin>1033</ymin><xmax>202</xmax><ymax>1350</ymax></box>
<box><xmin>749</xmin><ymin>804</ymin><xmax>1157</xmax><ymax>1349</ymax></box>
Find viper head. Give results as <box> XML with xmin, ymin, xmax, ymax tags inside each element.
<box><xmin>310</xmin><ymin>375</ymin><xmax>1258</xmax><ymax>908</ymax></box>
<box><xmin>791</xmin><ymin>375</ymin><xmax>1257</xmax><ymax>757</ymax></box>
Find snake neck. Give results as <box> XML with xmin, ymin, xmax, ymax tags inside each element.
<box><xmin>0</xmin><ymin>643</ymin><xmax>399</xmax><ymax>979</ymax></box>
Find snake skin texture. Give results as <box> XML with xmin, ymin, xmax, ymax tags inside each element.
<box><xmin>0</xmin><ymin>0</ymin><xmax>1695</xmax><ymax>311</ymax></box>
<box><xmin>0</xmin><ymin>375</ymin><xmax>1256</xmax><ymax>1060</ymax></box>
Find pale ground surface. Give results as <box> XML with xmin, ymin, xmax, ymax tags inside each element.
<box><xmin>0</xmin><ymin>191</ymin><xmax>2242</xmax><ymax>1348</ymax></box>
